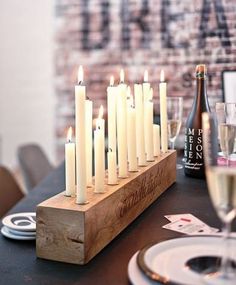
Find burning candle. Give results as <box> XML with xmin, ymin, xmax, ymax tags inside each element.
<box><xmin>75</xmin><ymin>66</ymin><xmax>87</xmax><ymax>204</ymax></box>
<box><xmin>65</xmin><ymin>127</ymin><xmax>76</xmax><ymax>197</ymax></box>
<box><xmin>159</xmin><ymin>70</ymin><xmax>168</xmax><ymax>153</ymax></box>
<box><xmin>117</xmin><ymin>69</ymin><xmax>128</xmax><ymax>177</ymax></box>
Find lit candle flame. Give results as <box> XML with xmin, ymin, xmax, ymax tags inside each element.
<box><xmin>120</xmin><ymin>69</ymin><xmax>125</xmax><ymax>83</ymax></box>
<box><xmin>98</xmin><ymin>105</ymin><xmax>104</xmax><ymax>119</ymax></box>
<box><xmin>149</xmin><ymin>88</ymin><xmax>153</xmax><ymax>100</ymax></box>
<box><xmin>78</xmin><ymin>65</ymin><xmax>84</xmax><ymax>84</ymax></box>
<box><xmin>160</xmin><ymin>70</ymin><xmax>165</xmax><ymax>82</ymax></box>
<box><xmin>144</xmin><ymin>70</ymin><xmax>148</xmax><ymax>82</ymax></box>
<box><xmin>110</xmin><ymin>75</ymin><xmax>114</xmax><ymax>86</ymax></box>
<box><xmin>67</xmin><ymin>126</ymin><xmax>73</xmax><ymax>142</ymax></box>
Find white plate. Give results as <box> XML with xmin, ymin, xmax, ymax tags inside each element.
<box><xmin>128</xmin><ymin>251</ymin><xmax>156</xmax><ymax>285</ymax></box>
<box><xmin>138</xmin><ymin>236</ymin><xmax>236</xmax><ymax>285</ymax></box>
<box><xmin>1</xmin><ymin>226</ymin><xmax>36</xmax><ymax>240</ymax></box>
<box><xmin>6</xmin><ymin>227</ymin><xmax>36</xmax><ymax>236</ymax></box>
<box><xmin>2</xmin><ymin>212</ymin><xmax>36</xmax><ymax>231</ymax></box>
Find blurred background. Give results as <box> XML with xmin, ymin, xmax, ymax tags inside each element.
<box><xmin>0</xmin><ymin>0</ymin><xmax>235</xmax><ymax>189</ymax></box>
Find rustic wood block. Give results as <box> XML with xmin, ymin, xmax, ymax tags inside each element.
<box><xmin>36</xmin><ymin>150</ymin><xmax>176</xmax><ymax>264</ymax></box>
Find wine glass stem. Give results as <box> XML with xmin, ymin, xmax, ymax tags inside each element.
<box><xmin>221</xmin><ymin>220</ymin><xmax>231</xmax><ymax>276</ymax></box>
<box><xmin>226</xmin><ymin>155</ymin><xmax>230</xmax><ymax>167</ymax></box>
<box><xmin>171</xmin><ymin>140</ymin><xmax>175</xmax><ymax>150</ymax></box>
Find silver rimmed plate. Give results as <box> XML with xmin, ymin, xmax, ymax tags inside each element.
<box><xmin>1</xmin><ymin>226</ymin><xmax>36</xmax><ymax>240</ymax></box>
<box><xmin>137</xmin><ymin>236</ymin><xmax>236</xmax><ymax>285</ymax></box>
<box><xmin>6</xmin><ymin>227</ymin><xmax>36</xmax><ymax>236</ymax></box>
<box><xmin>128</xmin><ymin>251</ymin><xmax>157</xmax><ymax>285</ymax></box>
<box><xmin>2</xmin><ymin>212</ymin><xmax>36</xmax><ymax>231</ymax></box>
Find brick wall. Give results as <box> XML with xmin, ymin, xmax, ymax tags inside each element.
<box><xmin>55</xmin><ymin>0</ymin><xmax>236</xmax><ymax>160</ymax></box>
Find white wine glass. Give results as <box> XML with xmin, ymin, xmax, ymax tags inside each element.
<box><xmin>216</xmin><ymin>103</ymin><xmax>236</xmax><ymax>166</ymax></box>
<box><xmin>167</xmin><ymin>97</ymin><xmax>183</xmax><ymax>169</ymax></box>
<box><xmin>202</xmin><ymin>112</ymin><xmax>236</xmax><ymax>285</ymax></box>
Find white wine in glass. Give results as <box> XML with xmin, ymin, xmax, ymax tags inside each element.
<box><xmin>167</xmin><ymin>97</ymin><xmax>183</xmax><ymax>169</ymax></box>
<box><xmin>167</xmin><ymin>119</ymin><xmax>182</xmax><ymax>145</ymax></box>
<box><xmin>202</xmin><ymin>112</ymin><xmax>236</xmax><ymax>285</ymax></box>
<box><xmin>206</xmin><ymin>166</ymin><xmax>236</xmax><ymax>223</ymax></box>
<box><xmin>216</xmin><ymin>103</ymin><xmax>236</xmax><ymax>163</ymax></box>
<box><xmin>219</xmin><ymin>124</ymin><xmax>236</xmax><ymax>164</ymax></box>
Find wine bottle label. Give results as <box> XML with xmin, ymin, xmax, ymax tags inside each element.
<box><xmin>184</xmin><ymin>128</ymin><xmax>203</xmax><ymax>170</ymax></box>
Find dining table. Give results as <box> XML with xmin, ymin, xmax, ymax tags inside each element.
<box><xmin>0</xmin><ymin>161</ymin><xmax>233</xmax><ymax>285</ymax></box>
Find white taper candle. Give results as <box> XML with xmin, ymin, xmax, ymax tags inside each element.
<box><xmin>134</xmin><ymin>83</ymin><xmax>146</xmax><ymax>166</ymax></box>
<box><xmin>153</xmin><ymin>124</ymin><xmax>161</xmax><ymax>156</ymax></box>
<box><xmin>86</xmin><ymin>99</ymin><xmax>93</xmax><ymax>187</ymax></box>
<box><xmin>117</xmin><ymin>69</ymin><xmax>128</xmax><ymax>177</ymax></box>
<box><xmin>127</xmin><ymin>94</ymin><xmax>138</xmax><ymax>171</ymax></box>
<box><xmin>107</xmin><ymin>76</ymin><xmax>117</xmax><ymax>164</ymax></box>
<box><xmin>107</xmin><ymin>149</ymin><xmax>117</xmax><ymax>185</ymax></box>
<box><xmin>159</xmin><ymin>70</ymin><xmax>168</xmax><ymax>153</ymax></box>
<box><xmin>65</xmin><ymin>127</ymin><xmax>76</xmax><ymax>197</ymax></box>
<box><xmin>94</xmin><ymin>109</ymin><xmax>105</xmax><ymax>193</ymax></box>
<box><xmin>75</xmin><ymin>66</ymin><xmax>87</xmax><ymax>204</ymax></box>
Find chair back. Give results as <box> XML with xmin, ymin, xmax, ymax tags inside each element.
<box><xmin>17</xmin><ymin>144</ymin><xmax>53</xmax><ymax>191</ymax></box>
<box><xmin>0</xmin><ymin>166</ymin><xmax>24</xmax><ymax>218</ymax></box>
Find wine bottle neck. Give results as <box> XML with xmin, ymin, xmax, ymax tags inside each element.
<box><xmin>194</xmin><ymin>78</ymin><xmax>210</xmax><ymax>111</ymax></box>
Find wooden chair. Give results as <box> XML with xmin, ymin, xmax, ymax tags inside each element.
<box><xmin>0</xmin><ymin>166</ymin><xmax>24</xmax><ymax>218</ymax></box>
<box><xmin>17</xmin><ymin>144</ymin><xmax>54</xmax><ymax>191</ymax></box>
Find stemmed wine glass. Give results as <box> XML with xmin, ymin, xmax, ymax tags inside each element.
<box><xmin>167</xmin><ymin>97</ymin><xmax>183</xmax><ymax>169</ymax></box>
<box><xmin>202</xmin><ymin>111</ymin><xmax>236</xmax><ymax>285</ymax></box>
<box><xmin>216</xmin><ymin>103</ymin><xmax>236</xmax><ymax>166</ymax></box>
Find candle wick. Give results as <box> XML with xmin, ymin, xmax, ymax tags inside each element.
<box><xmin>86</xmin><ymin>95</ymin><xmax>90</xmax><ymax>100</ymax></box>
<box><xmin>109</xmin><ymin>148</ymin><xmax>112</xmax><ymax>152</ymax></box>
<box><xmin>98</xmin><ymin>126</ymin><xmax>101</xmax><ymax>130</ymax></box>
<box><xmin>79</xmin><ymin>81</ymin><xmax>83</xmax><ymax>85</ymax></box>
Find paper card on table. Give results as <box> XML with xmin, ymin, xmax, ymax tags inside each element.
<box><xmin>163</xmin><ymin>219</ymin><xmax>219</xmax><ymax>235</ymax></box>
<box><xmin>164</xmin><ymin>213</ymin><xmax>219</xmax><ymax>234</ymax></box>
<box><xmin>165</xmin><ymin>213</ymin><xmax>206</xmax><ymax>224</ymax></box>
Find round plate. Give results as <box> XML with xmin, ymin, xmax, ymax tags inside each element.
<box><xmin>137</xmin><ymin>236</ymin><xmax>236</xmax><ymax>285</ymax></box>
<box><xmin>6</xmin><ymin>227</ymin><xmax>36</xmax><ymax>236</ymax></box>
<box><xmin>2</xmin><ymin>212</ymin><xmax>36</xmax><ymax>231</ymax></box>
<box><xmin>128</xmin><ymin>251</ymin><xmax>156</xmax><ymax>285</ymax></box>
<box><xmin>1</xmin><ymin>226</ymin><xmax>36</xmax><ymax>240</ymax></box>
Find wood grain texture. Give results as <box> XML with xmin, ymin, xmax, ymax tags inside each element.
<box><xmin>36</xmin><ymin>150</ymin><xmax>176</xmax><ymax>264</ymax></box>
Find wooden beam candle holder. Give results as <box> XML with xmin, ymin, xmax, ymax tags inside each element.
<box><xmin>36</xmin><ymin>150</ymin><xmax>176</xmax><ymax>265</ymax></box>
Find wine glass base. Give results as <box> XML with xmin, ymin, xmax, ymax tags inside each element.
<box><xmin>203</xmin><ymin>271</ymin><xmax>236</xmax><ymax>285</ymax></box>
<box><xmin>176</xmin><ymin>163</ymin><xmax>183</xmax><ymax>170</ymax></box>
<box><xmin>186</xmin><ymin>255</ymin><xmax>236</xmax><ymax>285</ymax></box>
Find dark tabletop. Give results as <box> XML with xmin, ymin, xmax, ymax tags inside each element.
<box><xmin>0</xmin><ymin>163</ymin><xmax>229</xmax><ymax>285</ymax></box>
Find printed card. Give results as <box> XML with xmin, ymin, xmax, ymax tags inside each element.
<box><xmin>163</xmin><ymin>213</ymin><xmax>219</xmax><ymax>235</ymax></box>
